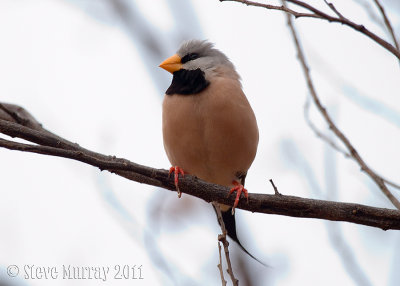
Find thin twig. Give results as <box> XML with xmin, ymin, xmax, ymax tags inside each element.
<box><xmin>1</xmin><ymin>105</ymin><xmax>400</xmax><ymax>229</ymax></box>
<box><xmin>219</xmin><ymin>0</ymin><xmax>400</xmax><ymax>60</ymax></box>
<box><xmin>301</xmin><ymin>48</ymin><xmax>400</xmax><ymax>191</ymax></box>
<box><xmin>323</xmin><ymin>0</ymin><xmax>346</xmax><ymax>20</ymax></box>
<box><xmin>305</xmin><ymin>93</ymin><xmax>400</xmax><ymax>191</ymax></box>
<box><xmin>304</xmin><ymin>96</ymin><xmax>351</xmax><ymax>158</ymax></box>
<box><xmin>282</xmin><ymin>1</ymin><xmax>400</xmax><ymax>210</ymax></box>
<box><xmin>354</xmin><ymin>0</ymin><xmax>385</xmax><ymax>29</ymax></box>
<box><xmin>269</xmin><ymin>179</ymin><xmax>281</xmax><ymax>195</ymax></box>
<box><xmin>214</xmin><ymin>203</ymin><xmax>239</xmax><ymax>286</ymax></box>
<box><xmin>288</xmin><ymin>0</ymin><xmax>400</xmax><ymax>59</ymax></box>
<box><xmin>219</xmin><ymin>0</ymin><xmax>319</xmax><ymax>19</ymax></box>
<box><xmin>217</xmin><ymin>242</ymin><xmax>228</xmax><ymax>286</ymax></box>
<box><xmin>383</xmin><ymin>178</ymin><xmax>400</xmax><ymax>190</ymax></box>
<box><xmin>372</xmin><ymin>0</ymin><xmax>400</xmax><ymax>52</ymax></box>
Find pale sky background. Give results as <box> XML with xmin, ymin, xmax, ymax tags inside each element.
<box><xmin>0</xmin><ymin>0</ymin><xmax>400</xmax><ymax>285</ymax></box>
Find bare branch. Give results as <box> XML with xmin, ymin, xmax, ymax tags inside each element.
<box><xmin>372</xmin><ymin>0</ymin><xmax>400</xmax><ymax>52</ymax></box>
<box><xmin>281</xmin><ymin>2</ymin><xmax>400</xmax><ymax>210</ymax></box>
<box><xmin>219</xmin><ymin>0</ymin><xmax>400</xmax><ymax>60</ymax></box>
<box><xmin>354</xmin><ymin>0</ymin><xmax>385</xmax><ymax>29</ymax></box>
<box><xmin>0</xmin><ymin>103</ymin><xmax>43</xmax><ymax>130</ymax></box>
<box><xmin>383</xmin><ymin>178</ymin><xmax>400</xmax><ymax>191</ymax></box>
<box><xmin>303</xmin><ymin>97</ymin><xmax>351</xmax><ymax>158</ymax></box>
<box><xmin>0</xmin><ymin>103</ymin><xmax>400</xmax><ymax>230</ymax></box>
<box><xmin>219</xmin><ymin>0</ymin><xmax>319</xmax><ymax>19</ymax></box>
<box><xmin>217</xmin><ymin>241</ymin><xmax>227</xmax><ymax>286</ymax></box>
<box><xmin>269</xmin><ymin>179</ymin><xmax>281</xmax><ymax>196</ymax></box>
<box><xmin>214</xmin><ymin>203</ymin><xmax>238</xmax><ymax>286</ymax></box>
<box><xmin>304</xmin><ymin>94</ymin><xmax>400</xmax><ymax>191</ymax></box>
<box><xmin>324</xmin><ymin>0</ymin><xmax>346</xmax><ymax>20</ymax></box>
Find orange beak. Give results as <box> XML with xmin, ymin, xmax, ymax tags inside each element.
<box><xmin>159</xmin><ymin>54</ymin><xmax>182</xmax><ymax>73</ymax></box>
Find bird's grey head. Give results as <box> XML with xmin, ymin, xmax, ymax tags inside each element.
<box><xmin>159</xmin><ymin>40</ymin><xmax>241</xmax><ymax>95</ymax></box>
<box><xmin>176</xmin><ymin>40</ymin><xmax>239</xmax><ymax>81</ymax></box>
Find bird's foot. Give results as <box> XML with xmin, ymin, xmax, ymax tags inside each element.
<box><xmin>168</xmin><ymin>166</ymin><xmax>185</xmax><ymax>198</ymax></box>
<box><xmin>228</xmin><ymin>180</ymin><xmax>248</xmax><ymax>214</ymax></box>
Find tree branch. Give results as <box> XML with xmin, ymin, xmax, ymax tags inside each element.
<box><xmin>219</xmin><ymin>0</ymin><xmax>400</xmax><ymax>60</ymax></box>
<box><xmin>303</xmin><ymin>97</ymin><xmax>351</xmax><ymax>159</ymax></box>
<box><xmin>217</xmin><ymin>241</ymin><xmax>227</xmax><ymax>286</ymax></box>
<box><xmin>0</xmin><ymin>103</ymin><xmax>400</xmax><ymax>230</ymax></box>
<box><xmin>281</xmin><ymin>1</ymin><xmax>400</xmax><ymax>210</ymax></box>
<box><xmin>214</xmin><ymin>202</ymin><xmax>238</xmax><ymax>286</ymax></box>
<box><xmin>372</xmin><ymin>0</ymin><xmax>400</xmax><ymax>53</ymax></box>
<box><xmin>219</xmin><ymin>0</ymin><xmax>319</xmax><ymax>19</ymax></box>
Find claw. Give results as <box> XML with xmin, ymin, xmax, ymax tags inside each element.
<box><xmin>168</xmin><ymin>166</ymin><xmax>185</xmax><ymax>198</ymax></box>
<box><xmin>227</xmin><ymin>180</ymin><xmax>248</xmax><ymax>214</ymax></box>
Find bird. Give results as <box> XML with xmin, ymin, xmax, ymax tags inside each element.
<box><xmin>159</xmin><ymin>39</ymin><xmax>260</xmax><ymax>263</ymax></box>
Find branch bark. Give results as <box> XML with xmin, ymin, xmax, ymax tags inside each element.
<box><xmin>0</xmin><ymin>103</ymin><xmax>400</xmax><ymax>230</ymax></box>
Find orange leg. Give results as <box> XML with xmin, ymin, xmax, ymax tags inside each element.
<box><xmin>168</xmin><ymin>166</ymin><xmax>185</xmax><ymax>198</ymax></box>
<box><xmin>228</xmin><ymin>180</ymin><xmax>248</xmax><ymax>214</ymax></box>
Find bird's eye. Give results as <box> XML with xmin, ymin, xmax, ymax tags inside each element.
<box><xmin>181</xmin><ymin>53</ymin><xmax>200</xmax><ymax>63</ymax></box>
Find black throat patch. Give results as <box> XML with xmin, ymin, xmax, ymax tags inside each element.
<box><xmin>166</xmin><ymin>68</ymin><xmax>210</xmax><ymax>95</ymax></box>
